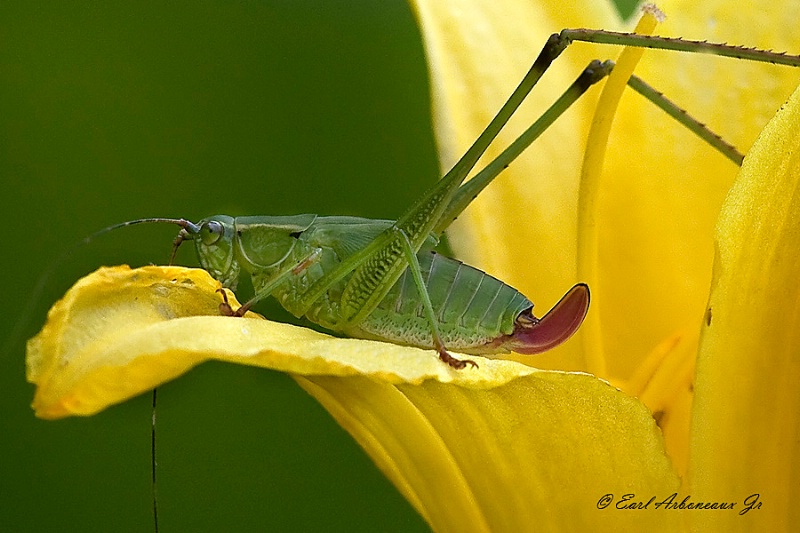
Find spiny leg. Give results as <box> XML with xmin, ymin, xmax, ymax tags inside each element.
<box><xmin>435</xmin><ymin>58</ymin><xmax>755</xmax><ymax>234</ymax></box>
<box><xmin>626</xmin><ymin>74</ymin><xmax>744</xmax><ymax>165</ymax></box>
<box><xmin>409</xmin><ymin>19</ymin><xmax>800</xmax><ymax>216</ymax></box>
<box><xmin>391</xmin><ymin>33</ymin><xmax>570</xmax><ymax>237</ymax></box>
<box><xmin>559</xmin><ymin>28</ymin><xmax>800</xmax><ymax>67</ymax></box>
<box><xmin>434</xmin><ymin>28</ymin><xmax>800</xmax><ymax>233</ymax></box>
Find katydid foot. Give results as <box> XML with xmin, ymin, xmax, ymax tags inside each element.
<box><xmin>217</xmin><ymin>288</ymin><xmax>251</xmax><ymax>317</ymax></box>
<box><xmin>437</xmin><ymin>346</ymin><xmax>478</xmax><ymax>370</ymax></box>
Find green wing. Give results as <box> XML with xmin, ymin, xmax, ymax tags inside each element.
<box><xmin>303</xmin><ymin>216</ymin><xmax>437</xmax><ymax>260</ymax></box>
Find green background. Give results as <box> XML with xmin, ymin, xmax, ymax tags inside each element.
<box><xmin>0</xmin><ymin>1</ymin><xmax>634</xmax><ymax>531</ymax></box>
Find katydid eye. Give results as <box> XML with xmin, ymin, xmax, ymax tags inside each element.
<box><xmin>200</xmin><ymin>220</ymin><xmax>223</xmax><ymax>245</ymax></box>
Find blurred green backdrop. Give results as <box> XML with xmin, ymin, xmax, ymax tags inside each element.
<box><xmin>0</xmin><ymin>1</ymin><xmax>635</xmax><ymax>531</ymax></box>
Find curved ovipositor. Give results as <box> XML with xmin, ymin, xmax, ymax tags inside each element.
<box><xmin>492</xmin><ymin>283</ymin><xmax>590</xmax><ymax>355</ymax></box>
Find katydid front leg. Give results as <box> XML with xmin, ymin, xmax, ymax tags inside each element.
<box><xmin>219</xmin><ymin>248</ymin><xmax>323</xmax><ymax>317</ymax></box>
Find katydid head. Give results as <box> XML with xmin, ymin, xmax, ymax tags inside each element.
<box><xmin>173</xmin><ymin>215</ymin><xmax>241</xmax><ymax>288</ymax></box>
<box><xmin>172</xmin><ymin>214</ymin><xmax>317</xmax><ymax>290</ymax></box>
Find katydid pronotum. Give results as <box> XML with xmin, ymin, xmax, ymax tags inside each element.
<box><xmin>61</xmin><ymin>26</ymin><xmax>800</xmax><ymax>371</ymax></box>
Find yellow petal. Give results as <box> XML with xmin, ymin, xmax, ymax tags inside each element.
<box><xmin>688</xmin><ymin>83</ymin><xmax>800</xmax><ymax>531</ymax></box>
<box><xmin>27</xmin><ymin>265</ymin><xmax>256</xmax><ymax>418</ymax></box>
<box><xmin>596</xmin><ymin>0</ymin><xmax>800</xmax><ymax>379</ymax></box>
<box><xmin>409</xmin><ymin>0</ymin><xmax>619</xmax><ymax>371</ymax></box>
<box><xmin>27</xmin><ymin>265</ymin><xmax>544</xmax><ymax>418</ymax></box>
<box><xmin>299</xmin><ymin>373</ymin><xmax>681</xmax><ymax>532</ymax></box>
<box><xmin>29</xmin><ymin>264</ymin><xmax>680</xmax><ymax>531</ymax></box>
<box><xmin>620</xmin><ymin>327</ymin><xmax>697</xmax><ymax>479</ymax></box>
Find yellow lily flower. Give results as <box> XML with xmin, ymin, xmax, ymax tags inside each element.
<box><xmin>25</xmin><ymin>1</ymin><xmax>800</xmax><ymax>532</ymax></box>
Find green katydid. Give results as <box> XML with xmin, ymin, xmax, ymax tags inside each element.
<box><xmin>67</xmin><ymin>27</ymin><xmax>800</xmax><ymax>370</ymax></box>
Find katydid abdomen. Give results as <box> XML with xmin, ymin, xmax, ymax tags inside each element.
<box><xmin>191</xmin><ymin>214</ymin><xmax>589</xmax><ymax>358</ymax></box>
<box><xmin>342</xmin><ymin>251</ymin><xmax>535</xmax><ymax>354</ymax></box>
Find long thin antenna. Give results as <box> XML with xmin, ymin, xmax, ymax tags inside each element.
<box><xmin>2</xmin><ymin>217</ymin><xmax>198</xmax><ymax>361</ymax></box>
